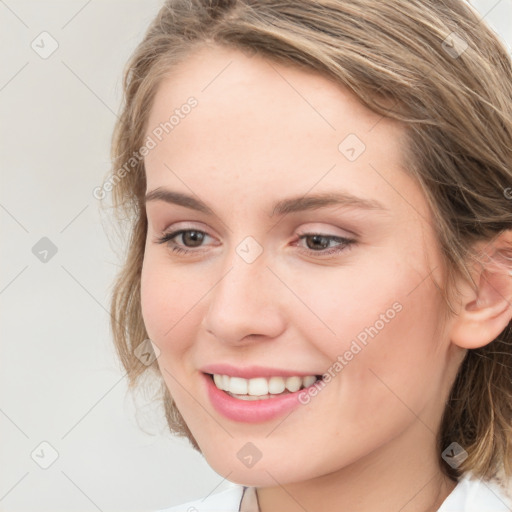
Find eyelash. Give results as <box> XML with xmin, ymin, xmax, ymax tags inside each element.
<box><xmin>155</xmin><ymin>229</ymin><xmax>356</xmax><ymax>257</ymax></box>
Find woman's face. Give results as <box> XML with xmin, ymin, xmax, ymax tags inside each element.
<box><xmin>141</xmin><ymin>45</ymin><xmax>464</xmax><ymax>486</ymax></box>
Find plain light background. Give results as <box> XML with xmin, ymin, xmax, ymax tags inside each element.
<box><xmin>1</xmin><ymin>1</ymin><xmax>511</xmax><ymax>511</ymax></box>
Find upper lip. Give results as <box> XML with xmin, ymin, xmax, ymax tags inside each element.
<box><xmin>200</xmin><ymin>364</ymin><xmax>322</xmax><ymax>379</ymax></box>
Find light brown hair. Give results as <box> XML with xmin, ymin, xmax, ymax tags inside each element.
<box><xmin>106</xmin><ymin>0</ymin><xmax>512</xmax><ymax>485</ymax></box>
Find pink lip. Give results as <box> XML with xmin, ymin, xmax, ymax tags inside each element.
<box><xmin>201</xmin><ymin>372</ymin><xmax>311</xmax><ymax>423</ymax></box>
<box><xmin>200</xmin><ymin>363</ymin><xmax>320</xmax><ymax>379</ymax></box>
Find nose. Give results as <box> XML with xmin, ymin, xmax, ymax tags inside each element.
<box><xmin>200</xmin><ymin>248</ymin><xmax>286</xmax><ymax>346</ymax></box>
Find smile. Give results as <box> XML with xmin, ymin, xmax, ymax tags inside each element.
<box><xmin>211</xmin><ymin>374</ymin><xmax>319</xmax><ymax>400</ymax></box>
<box><xmin>202</xmin><ymin>371</ymin><xmax>324</xmax><ymax>423</ymax></box>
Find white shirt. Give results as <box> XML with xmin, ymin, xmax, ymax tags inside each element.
<box><xmin>156</xmin><ymin>472</ymin><xmax>512</xmax><ymax>512</ymax></box>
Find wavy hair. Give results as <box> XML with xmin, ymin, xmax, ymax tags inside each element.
<box><xmin>105</xmin><ymin>0</ymin><xmax>512</xmax><ymax>487</ymax></box>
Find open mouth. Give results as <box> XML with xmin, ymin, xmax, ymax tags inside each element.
<box><xmin>206</xmin><ymin>373</ymin><xmax>323</xmax><ymax>400</ymax></box>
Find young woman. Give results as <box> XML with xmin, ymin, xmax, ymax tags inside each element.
<box><xmin>106</xmin><ymin>1</ymin><xmax>512</xmax><ymax>510</ymax></box>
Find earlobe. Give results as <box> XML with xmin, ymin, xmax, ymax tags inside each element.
<box><xmin>450</xmin><ymin>230</ymin><xmax>512</xmax><ymax>350</ymax></box>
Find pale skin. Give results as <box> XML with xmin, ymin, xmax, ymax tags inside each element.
<box><xmin>140</xmin><ymin>45</ymin><xmax>512</xmax><ymax>512</ymax></box>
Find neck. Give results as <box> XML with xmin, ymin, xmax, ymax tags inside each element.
<box><xmin>255</xmin><ymin>423</ymin><xmax>458</xmax><ymax>512</ymax></box>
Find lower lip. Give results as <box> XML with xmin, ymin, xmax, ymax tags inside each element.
<box><xmin>202</xmin><ymin>373</ymin><xmax>310</xmax><ymax>423</ymax></box>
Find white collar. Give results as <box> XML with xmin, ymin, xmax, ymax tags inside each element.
<box><xmin>239</xmin><ymin>473</ymin><xmax>512</xmax><ymax>512</ymax></box>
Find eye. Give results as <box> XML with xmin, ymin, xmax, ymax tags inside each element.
<box><xmin>155</xmin><ymin>229</ymin><xmax>356</xmax><ymax>257</ymax></box>
<box><xmin>155</xmin><ymin>229</ymin><xmax>212</xmax><ymax>255</ymax></box>
<box><xmin>294</xmin><ymin>232</ymin><xmax>356</xmax><ymax>257</ymax></box>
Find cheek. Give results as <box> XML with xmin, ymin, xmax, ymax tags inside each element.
<box><xmin>140</xmin><ymin>253</ymin><xmax>205</xmax><ymax>413</ymax></box>
<box><xmin>140</xmin><ymin>250</ymin><xmax>194</xmax><ymax>351</ymax></box>
<box><xmin>304</xmin><ymin>243</ymin><xmax>446</xmax><ymax>387</ymax></box>
<box><xmin>291</xmin><ymin>249</ymin><xmax>415</xmax><ymax>354</ymax></box>
<box><xmin>328</xmin><ymin>263</ymin><xmax>447</xmax><ymax>424</ymax></box>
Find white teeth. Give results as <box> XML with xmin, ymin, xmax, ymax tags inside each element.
<box><xmin>213</xmin><ymin>374</ymin><xmax>223</xmax><ymax>389</ymax></box>
<box><xmin>285</xmin><ymin>376</ymin><xmax>302</xmax><ymax>392</ymax></box>
<box><xmin>229</xmin><ymin>377</ymin><xmax>248</xmax><ymax>395</ymax></box>
<box><xmin>268</xmin><ymin>376</ymin><xmax>286</xmax><ymax>394</ymax></box>
<box><xmin>303</xmin><ymin>375</ymin><xmax>317</xmax><ymax>388</ymax></box>
<box><xmin>231</xmin><ymin>393</ymin><xmax>270</xmax><ymax>401</ymax></box>
<box><xmin>248</xmin><ymin>377</ymin><xmax>268</xmax><ymax>396</ymax></box>
<box><xmin>212</xmin><ymin>373</ymin><xmax>319</xmax><ymax>397</ymax></box>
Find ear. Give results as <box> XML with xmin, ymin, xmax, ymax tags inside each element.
<box><xmin>450</xmin><ymin>229</ymin><xmax>512</xmax><ymax>349</ymax></box>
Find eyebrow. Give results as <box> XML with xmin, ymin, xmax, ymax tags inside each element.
<box><xmin>144</xmin><ymin>187</ymin><xmax>388</xmax><ymax>216</ymax></box>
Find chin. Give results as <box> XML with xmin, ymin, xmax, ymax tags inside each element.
<box><xmin>201</xmin><ymin>447</ymin><xmax>316</xmax><ymax>487</ymax></box>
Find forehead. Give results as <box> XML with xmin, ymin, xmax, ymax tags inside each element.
<box><xmin>146</xmin><ymin>44</ymin><xmax>394</xmax><ymax>142</ymax></box>
<box><xmin>143</xmin><ymin>45</ymin><xmax>426</xmax><ymax>220</ymax></box>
